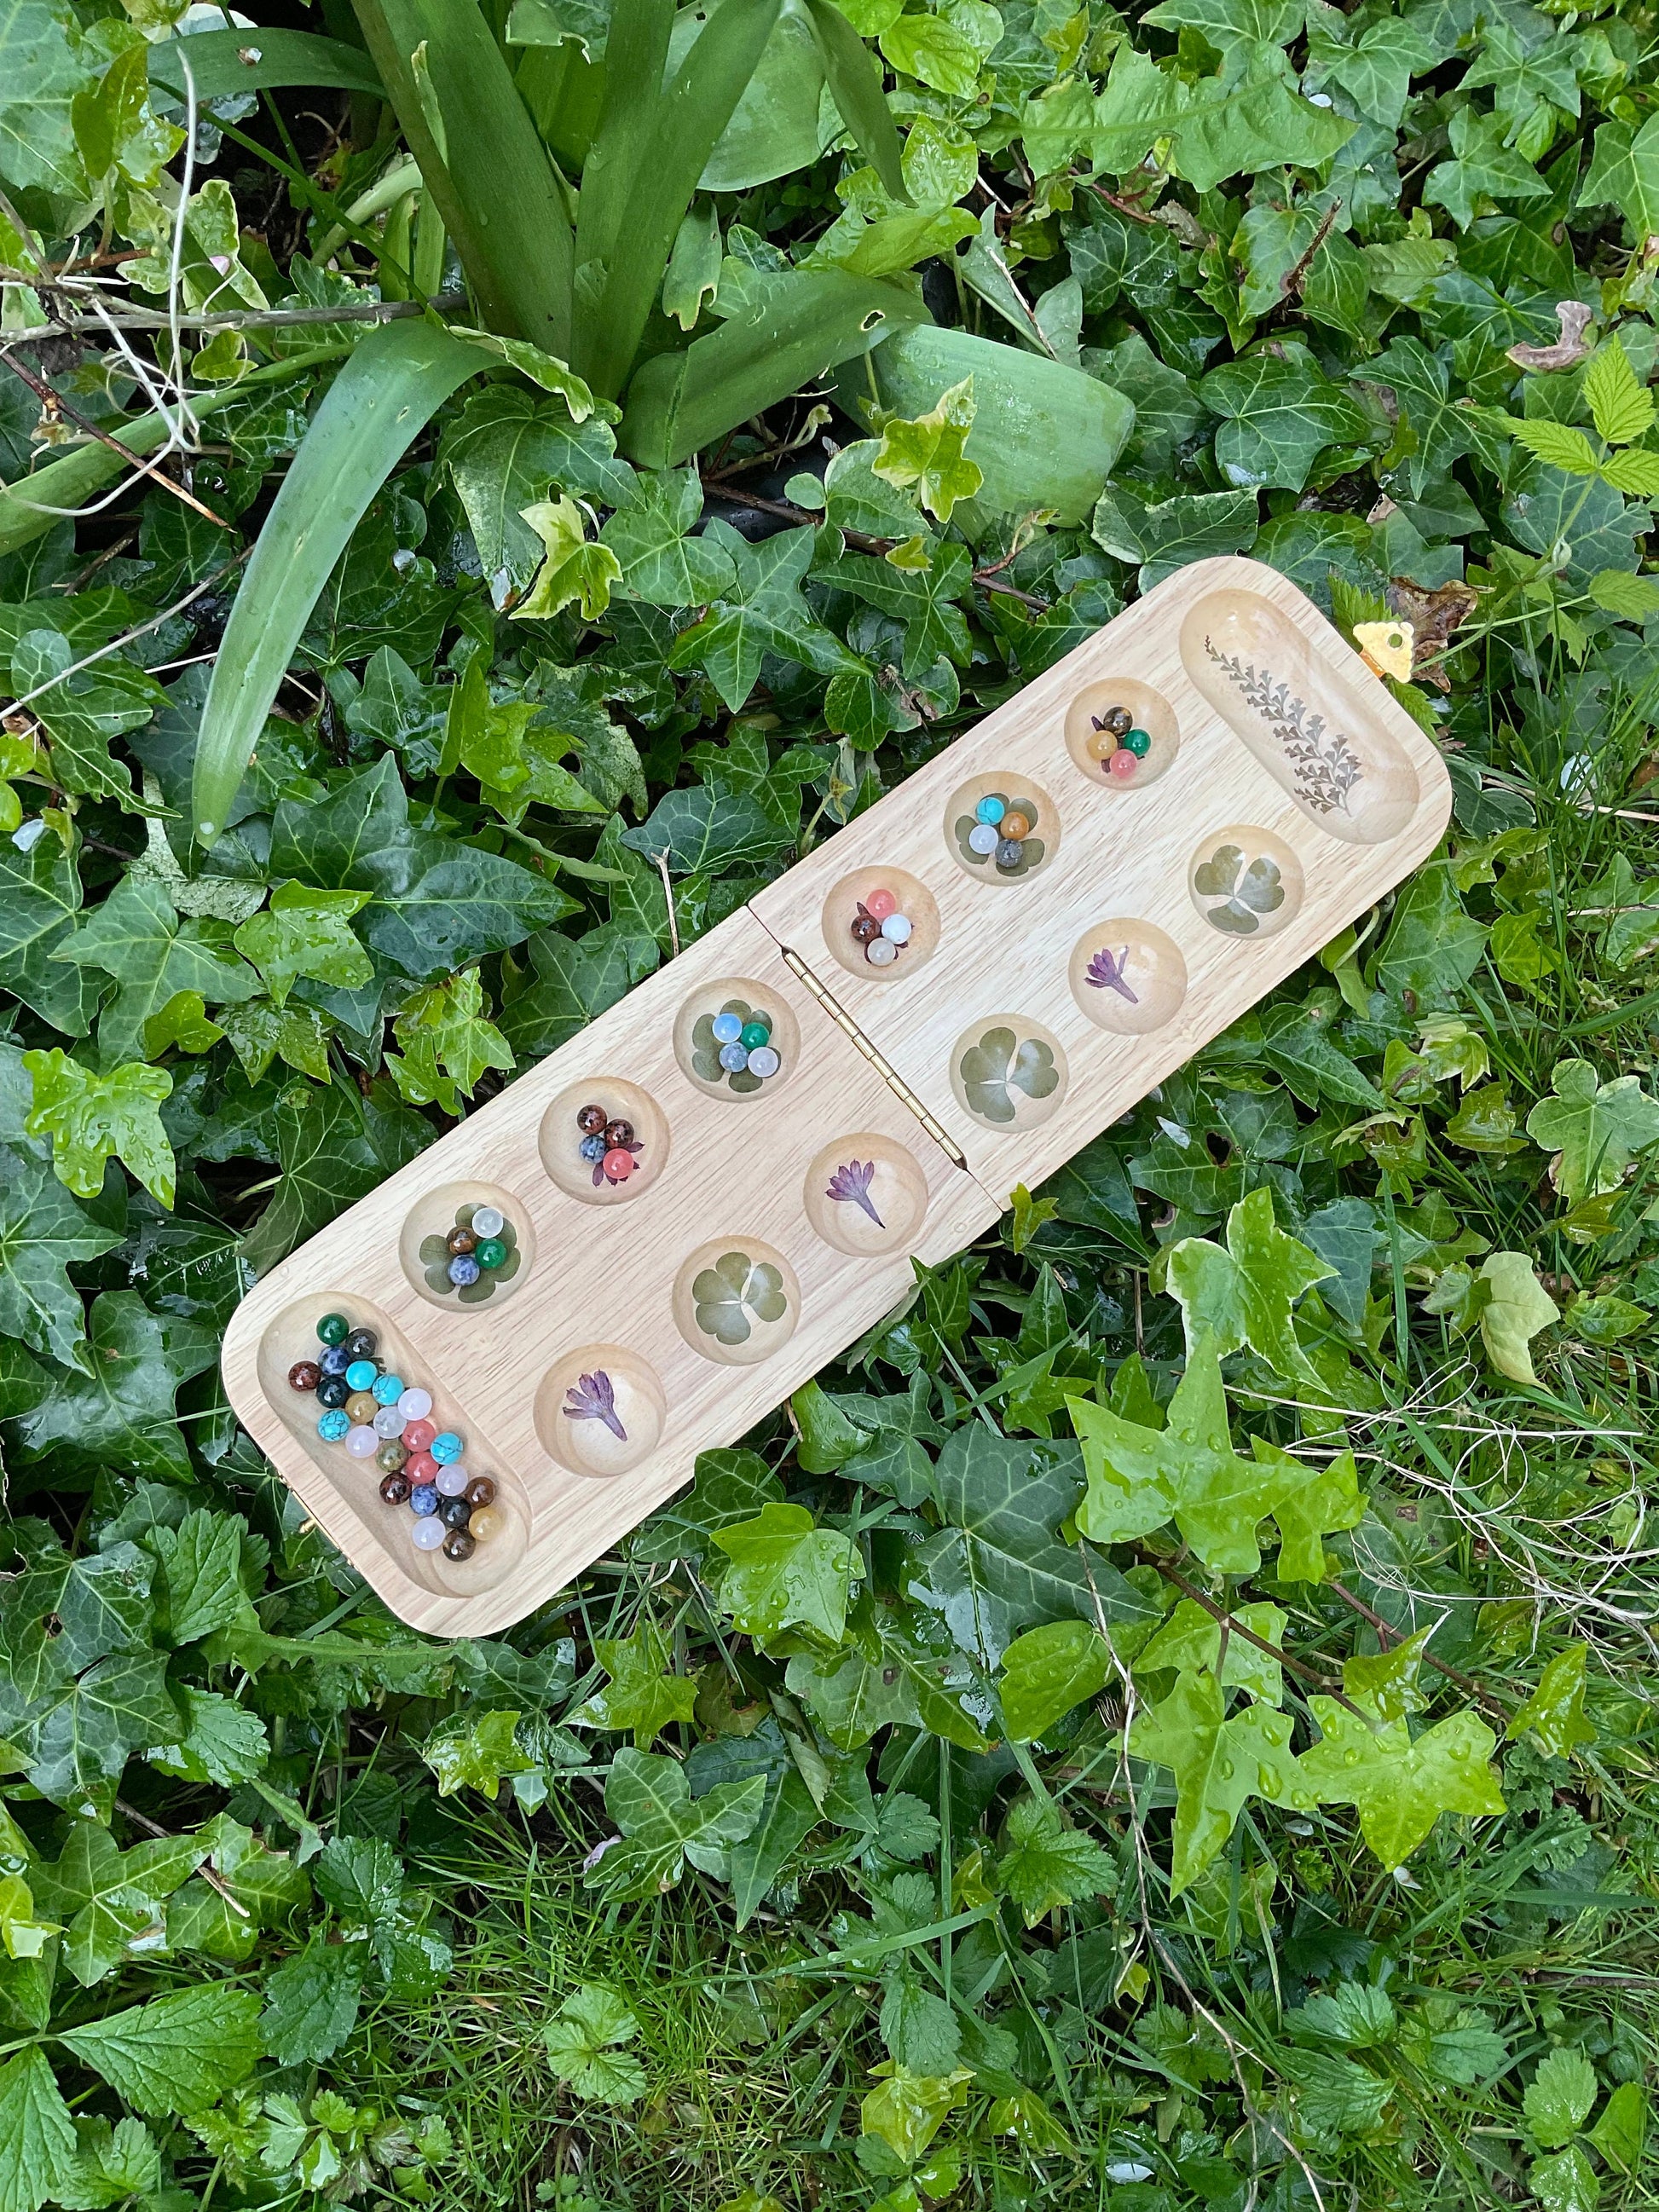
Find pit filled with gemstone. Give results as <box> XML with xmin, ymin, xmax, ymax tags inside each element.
<box><xmin>419</xmin><ymin>1202</ymin><xmax>520</xmax><ymax>1302</ymax></box>
<box><xmin>847</xmin><ymin>884</ymin><xmax>915</xmax><ymax>970</ymax></box>
<box><xmin>1088</xmin><ymin>703</ymin><xmax>1153</xmax><ymax>783</ymax></box>
<box><xmin>290</xmin><ymin>1314</ymin><xmax>499</xmax><ymax>1562</ymax></box>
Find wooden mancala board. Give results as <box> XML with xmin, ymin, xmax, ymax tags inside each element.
<box><xmin>220</xmin><ymin>556</ymin><xmax>1452</xmax><ymax>1637</ymax></box>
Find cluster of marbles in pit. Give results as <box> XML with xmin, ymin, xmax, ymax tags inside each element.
<box><xmin>290</xmin><ymin>1314</ymin><xmax>501</xmax><ymax>1560</ymax></box>
<box><xmin>419</xmin><ymin>1203</ymin><xmax>519</xmax><ymax>1303</ymax></box>
<box><xmin>957</xmin><ymin>790</ymin><xmax>1046</xmax><ymax>878</ymax></box>
<box><xmin>847</xmin><ymin>885</ymin><xmax>915</xmax><ymax>969</ymax></box>
<box><xmin>576</xmin><ymin>1102</ymin><xmax>643</xmax><ymax>1188</ymax></box>
<box><xmin>1086</xmin><ymin>702</ymin><xmax>1152</xmax><ymax>781</ymax></box>
<box><xmin>691</xmin><ymin>998</ymin><xmax>786</xmax><ymax>1094</ymax></box>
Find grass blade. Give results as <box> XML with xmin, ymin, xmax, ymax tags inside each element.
<box><xmin>582</xmin><ymin>0</ymin><xmax>786</xmax><ymax>399</ymax></box>
<box><xmin>619</xmin><ymin>270</ymin><xmax>928</xmax><ymax>465</ymax></box>
<box><xmin>190</xmin><ymin>322</ymin><xmax>483</xmax><ymax>846</ymax></box>
<box><xmin>350</xmin><ymin>0</ymin><xmax>574</xmax><ymax>352</ymax></box>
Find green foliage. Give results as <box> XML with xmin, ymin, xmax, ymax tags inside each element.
<box><xmin>3</xmin><ymin>2</ymin><xmax>1659</xmax><ymax>2203</ymax></box>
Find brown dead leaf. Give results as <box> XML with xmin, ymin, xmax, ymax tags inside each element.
<box><xmin>1385</xmin><ymin>577</ymin><xmax>1478</xmax><ymax>691</ymax></box>
<box><xmin>1506</xmin><ymin>299</ymin><xmax>1594</xmax><ymax>373</ymax></box>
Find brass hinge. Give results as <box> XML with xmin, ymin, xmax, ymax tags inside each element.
<box><xmin>777</xmin><ymin>944</ymin><xmax>971</xmax><ymax>1173</ymax></box>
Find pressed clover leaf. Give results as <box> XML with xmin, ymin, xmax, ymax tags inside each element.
<box><xmin>691</xmin><ymin>1250</ymin><xmax>789</xmax><ymax>1346</ymax></box>
<box><xmin>1192</xmin><ymin>843</ymin><xmax>1285</xmax><ymax>933</ymax></box>
<box><xmin>957</xmin><ymin>1026</ymin><xmax>1059</xmax><ymax>1124</ymax></box>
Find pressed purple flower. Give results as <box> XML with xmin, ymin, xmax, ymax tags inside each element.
<box><xmin>825</xmin><ymin>1157</ymin><xmax>883</xmax><ymax>1227</ymax></box>
<box><xmin>564</xmin><ymin>1368</ymin><xmax>627</xmax><ymax>1441</ymax></box>
<box><xmin>1085</xmin><ymin>944</ymin><xmax>1138</xmax><ymax>1004</ymax></box>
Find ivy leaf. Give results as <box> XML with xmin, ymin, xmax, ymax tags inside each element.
<box><xmin>270</xmin><ymin>754</ymin><xmax>575</xmax><ymax>979</ymax></box>
<box><xmin>7</xmin><ymin>1291</ymin><xmax>189</xmax><ymax>1483</ymax></box>
<box><xmin>11</xmin><ymin>628</ymin><xmax>165</xmax><ymax>810</ymax></box>
<box><xmin>786</xmin><ymin>1596</ymin><xmax>990</xmax><ymax>1753</ymax></box>
<box><xmin>232</xmin><ymin>883</ymin><xmax>373</xmax><ymax>1006</ymax></box>
<box><xmin>568</xmin><ymin>1624</ymin><xmax>699</xmax><ymax>1750</ymax></box>
<box><xmin>1136</xmin><ymin>1599</ymin><xmax>1287</xmax><ymax>1707</ymax></box>
<box><xmin>1506</xmin><ymin>1644</ymin><xmax>1596</xmax><ymax>1759</ymax></box>
<box><xmin>55</xmin><ymin>875</ymin><xmax>258</xmax><ymax>1065</ymax></box>
<box><xmin>31</xmin><ymin>1821</ymin><xmax>203</xmax><ymax>1988</ymax></box>
<box><xmin>165</xmin><ymin>1813</ymin><xmax>309</xmax><ymax>1963</ymax></box>
<box><xmin>0</xmin><ymin>2047</ymin><xmax>76</xmax><ymax>2212</ymax></box>
<box><xmin>217</xmin><ymin>1000</ymin><xmax>332</xmax><ymax>1085</ymax></box>
<box><xmin>1090</xmin><ymin>482</ymin><xmax>1258</xmax><ymax>592</ymax></box>
<box><xmin>543</xmin><ymin>1985</ymin><xmax>645</xmax><ymax>2105</ymax></box>
<box><xmin>0</xmin><ymin>831</ymin><xmax>100</xmax><ymax>1036</ymax></box>
<box><xmin>419</xmin><ymin>1710</ymin><xmax>536</xmax><ymax>1798</ymax></box>
<box><xmin>1165</xmin><ymin>1187</ymin><xmax>1334</xmax><ymax>1382</ymax></box>
<box><xmin>512</xmin><ymin>495</ymin><xmax>621</xmax><ymax>622</ymax></box>
<box><xmin>58</xmin><ymin>1981</ymin><xmax>262</xmax><ymax>2115</ymax></box>
<box><xmin>999</xmin><ymin>1619</ymin><xmax>1113</xmax><ymax>1742</ymax></box>
<box><xmin>1423</xmin><ymin>106</ymin><xmax>1547</xmax><ymax>229</ymax></box>
<box><xmin>387</xmin><ymin>969</ymin><xmax>514</xmax><ymax>1114</ymax></box>
<box><xmin>668</xmin><ymin>523</ymin><xmax>859</xmax><ymax>710</ymax></box>
<box><xmin>1525</xmin><ymin>1058</ymin><xmax>1659</xmax><ymax>1203</ymax></box>
<box><xmin>1072</xmin><ymin>1340</ymin><xmax>1298</xmax><ymax>1574</ymax></box>
<box><xmin>599</xmin><ymin>470</ymin><xmax>739</xmax><ymax>607</ymax></box>
<box><xmin>0</xmin><ymin>1649</ymin><xmax>179</xmax><ymax>1822</ymax></box>
<box><xmin>1129</xmin><ymin>1669</ymin><xmax>1312</xmax><ymax>1893</ymax></box>
<box><xmin>908</xmin><ymin>1429</ymin><xmax>1121</xmax><ymax>1667</ymax></box>
<box><xmin>1361</xmin><ymin>338</ymin><xmax>1508</xmax><ymax>496</ymax></box>
<box><xmin>861</xmin><ymin>2061</ymin><xmax>972</xmax><ymax>2165</ymax></box>
<box><xmin>1201</xmin><ymin>348</ymin><xmax>1380</xmax><ymax>492</ymax></box>
<box><xmin>585</xmin><ymin>1749</ymin><xmax>766</xmax><ymax>1899</ymax></box>
<box><xmin>22</xmin><ymin>1048</ymin><xmax>173</xmax><ymax>1208</ymax></box>
<box><xmin>1373</xmin><ymin>861</ymin><xmax>1488</xmax><ymax>1002</ymax></box>
<box><xmin>1578</xmin><ymin>113</ymin><xmax>1659</xmax><ymax>239</ymax></box>
<box><xmin>1270</xmin><ymin>1446</ymin><xmax>1364</xmax><ymax>1583</ymax></box>
<box><xmin>0</xmin><ymin>1143</ymin><xmax>121</xmax><ymax>1372</ymax></box>
<box><xmin>993</xmin><ymin>1793</ymin><xmax>1116</xmax><ymax>1926</ymax></box>
<box><xmin>629</xmin><ymin>1448</ymin><xmax>785</xmax><ymax>1565</ymax></box>
<box><xmin>1298</xmin><ymin>1699</ymin><xmax>1505</xmax><ymax>1869</ymax></box>
<box><xmin>0</xmin><ymin>1534</ymin><xmax>153</xmax><ymax>1686</ymax></box>
<box><xmin>239</xmin><ymin>1077</ymin><xmax>430</xmax><ymax>1276</ymax></box>
<box><xmin>712</xmin><ymin>1503</ymin><xmax>860</xmax><ymax>1648</ymax></box>
<box><xmin>832</xmin><ymin>540</ymin><xmax>976</xmax><ymax>678</ymax></box>
<box><xmin>1305</xmin><ymin>14</ymin><xmax>1432</xmax><ymax>128</ymax></box>
<box><xmin>441</xmin><ymin>386</ymin><xmax>633</xmax><ymax>600</ymax></box>
<box><xmin>621</xmin><ymin>783</ymin><xmax>788</xmax><ymax>875</ymax></box>
<box><xmin>1477</xmin><ymin>1251</ymin><xmax>1559</xmax><ymax>1386</ymax></box>
<box><xmin>872</xmin><ymin>376</ymin><xmax>983</xmax><ymax>523</ymax></box>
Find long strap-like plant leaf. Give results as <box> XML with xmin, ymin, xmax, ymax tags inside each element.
<box><xmin>572</xmin><ymin>0</ymin><xmax>676</xmax><ymax>306</ymax></box>
<box><xmin>578</xmin><ymin>0</ymin><xmax>787</xmax><ymax>400</ymax></box>
<box><xmin>147</xmin><ymin>29</ymin><xmax>385</xmax><ymax>101</ymax></box>
<box><xmin>0</xmin><ymin>347</ymin><xmax>353</xmax><ymax>559</ymax></box>
<box><xmin>189</xmin><ymin>322</ymin><xmax>485</xmax><ymax>847</ymax></box>
<box><xmin>619</xmin><ymin>269</ymin><xmax>928</xmax><ymax>466</ymax></box>
<box><xmin>350</xmin><ymin>0</ymin><xmax>574</xmax><ymax>350</ymax></box>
